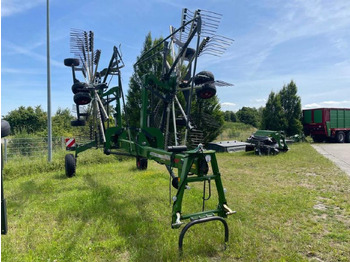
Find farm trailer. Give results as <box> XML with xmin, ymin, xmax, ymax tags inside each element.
<box><xmin>303</xmin><ymin>108</ymin><xmax>350</xmax><ymax>143</ymax></box>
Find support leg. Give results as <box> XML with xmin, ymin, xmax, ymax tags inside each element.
<box><xmin>179</xmin><ymin>216</ymin><xmax>229</xmax><ymax>253</ymax></box>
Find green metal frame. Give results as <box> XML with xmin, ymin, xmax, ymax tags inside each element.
<box><xmin>65</xmin><ymin>10</ymin><xmax>235</xmax><ymax>242</ymax></box>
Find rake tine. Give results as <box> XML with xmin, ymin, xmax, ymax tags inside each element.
<box><xmin>198</xmin><ymin>9</ymin><xmax>223</xmax><ymax>17</ymax></box>
<box><xmin>89</xmin><ymin>31</ymin><xmax>94</xmax><ymax>75</ymax></box>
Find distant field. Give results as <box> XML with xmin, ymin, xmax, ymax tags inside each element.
<box><xmin>215</xmin><ymin>122</ymin><xmax>257</xmax><ymax>142</ymax></box>
<box><xmin>2</xmin><ymin>144</ymin><xmax>350</xmax><ymax>261</ymax></box>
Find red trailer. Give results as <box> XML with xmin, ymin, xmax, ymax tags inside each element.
<box><xmin>303</xmin><ymin>108</ymin><xmax>350</xmax><ymax>143</ymax></box>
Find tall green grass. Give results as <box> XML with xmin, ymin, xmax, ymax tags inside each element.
<box><xmin>215</xmin><ymin>122</ymin><xmax>257</xmax><ymax>142</ymax></box>
<box><xmin>2</xmin><ymin>144</ymin><xmax>350</xmax><ymax>261</ymax></box>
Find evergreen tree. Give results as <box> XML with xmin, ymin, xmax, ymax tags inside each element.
<box><xmin>279</xmin><ymin>81</ymin><xmax>302</xmax><ymax>136</ymax></box>
<box><xmin>125</xmin><ymin>33</ymin><xmax>164</xmax><ymax>127</ymax></box>
<box><xmin>261</xmin><ymin>92</ymin><xmax>287</xmax><ymax>131</ymax></box>
<box><xmin>191</xmin><ymin>97</ymin><xmax>225</xmax><ymax>143</ymax></box>
<box><xmin>125</xmin><ymin>32</ymin><xmax>225</xmax><ymax>144</ymax></box>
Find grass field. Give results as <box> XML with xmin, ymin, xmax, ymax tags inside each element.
<box><xmin>1</xmin><ymin>143</ymin><xmax>350</xmax><ymax>261</ymax></box>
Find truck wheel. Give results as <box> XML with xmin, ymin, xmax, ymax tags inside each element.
<box><xmin>136</xmin><ymin>157</ymin><xmax>148</xmax><ymax>170</ymax></box>
<box><xmin>345</xmin><ymin>132</ymin><xmax>350</xmax><ymax>143</ymax></box>
<box><xmin>336</xmin><ymin>131</ymin><xmax>345</xmax><ymax>143</ymax></box>
<box><xmin>312</xmin><ymin>135</ymin><xmax>324</xmax><ymax>143</ymax></box>
<box><xmin>65</xmin><ymin>154</ymin><xmax>76</xmax><ymax>177</ymax></box>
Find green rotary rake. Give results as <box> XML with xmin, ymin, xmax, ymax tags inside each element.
<box><xmin>64</xmin><ymin>8</ymin><xmax>235</xmax><ymax>252</ymax></box>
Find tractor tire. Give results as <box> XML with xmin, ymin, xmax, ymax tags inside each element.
<box><xmin>71</xmin><ymin>119</ymin><xmax>86</xmax><ymax>127</ymax></box>
<box><xmin>72</xmin><ymin>82</ymin><xmax>89</xmax><ymax>94</ymax></box>
<box><xmin>74</xmin><ymin>92</ymin><xmax>92</xmax><ymax>105</ymax></box>
<box><xmin>336</xmin><ymin>131</ymin><xmax>345</xmax><ymax>143</ymax></box>
<box><xmin>136</xmin><ymin>157</ymin><xmax>148</xmax><ymax>170</ymax></box>
<box><xmin>64</xmin><ymin>58</ymin><xmax>80</xmax><ymax>67</ymax></box>
<box><xmin>345</xmin><ymin>132</ymin><xmax>350</xmax><ymax>143</ymax></box>
<box><xmin>194</xmin><ymin>71</ymin><xmax>214</xmax><ymax>85</ymax></box>
<box><xmin>65</xmin><ymin>154</ymin><xmax>76</xmax><ymax>177</ymax></box>
<box><xmin>1</xmin><ymin>120</ymin><xmax>11</xmax><ymax>138</ymax></box>
<box><xmin>196</xmin><ymin>82</ymin><xmax>217</xmax><ymax>99</ymax></box>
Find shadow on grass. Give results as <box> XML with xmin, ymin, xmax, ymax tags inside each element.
<box><xmin>54</xmin><ymin>174</ymin><xmax>178</xmax><ymax>261</ymax></box>
<box><xmin>52</xmin><ymin>171</ymin><xmax>231</xmax><ymax>261</ymax></box>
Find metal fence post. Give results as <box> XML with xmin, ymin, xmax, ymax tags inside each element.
<box><xmin>4</xmin><ymin>139</ymin><xmax>7</xmax><ymax>163</ymax></box>
<box><xmin>61</xmin><ymin>136</ymin><xmax>65</xmax><ymax>149</ymax></box>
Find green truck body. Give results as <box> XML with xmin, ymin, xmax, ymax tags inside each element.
<box><xmin>302</xmin><ymin>108</ymin><xmax>350</xmax><ymax>143</ymax></box>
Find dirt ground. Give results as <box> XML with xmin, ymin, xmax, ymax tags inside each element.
<box><xmin>312</xmin><ymin>143</ymin><xmax>350</xmax><ymax>177</ymax></box>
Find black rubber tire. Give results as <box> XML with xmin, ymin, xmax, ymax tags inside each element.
<box><xmin>1</xmin><ymin>120</ymin><xmax>11</xmax><ymax>138</ymax></box>
<box><xmin>184</xmin><ymin>48</ymin><xmax>196</xmax><ymax>61</ymax></box>
<box><xmin>194</xmin><ymin>71</ymin><xmax>214</xmax><ymax>85</ymax></box>
<box><xmin>72</xmin><ymin>82</ymin><xmax>89</xmax><ymax>94</ymax></box>
<box><xmin>312</xmin><ymin>135</ymin><xmax>324</xmax><ymax>143</ymax></box>
<box><xmin>65</xmin><ymin>154</ymin><xmax>76</xmax><ymax>177</ymax></box>
<box><xmin>71</xmin><ymin>119</ymin><xmax>86</xmax><ymax>127</ymax></box>
<box><xmin>136</xmin><ymin>157</ymin><xmax>148</xmax><ymax>170</ymax></box>
<box><xmin>345</xmin><ymin>132</ymin><xmax>350</xmax><ymax>143</ymax></box>
<box><xmin>64</xmin><ymin>58</ymin><xmax>80</xmax><ymax>67</ymax></box>
<box><xmin>74</xmin><ymin>92</ymin><xmax>92</xmax><ymax>105</ymax></box>
<box><xmin>172</xmin><ymin>177</ymin><xmax>179</xmax><ymax>189</ymax></box>
<box><xmin>196</xmin><ymin>82</ymin><xmax>217</xmax><ymax>99</ymax></box>
<box><xmin>336</xmin><ymin>131</ymin><xmax>345</xmax><ymax>143</ymax></box>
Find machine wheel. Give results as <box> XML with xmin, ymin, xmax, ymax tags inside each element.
<box><xmin>74</xmin><ymin>92</ymin><xmax>91</xmax><ymax>105</ymax></box>
<box><xmin>136</xmin><ymin>157</ymin><xmax>148</xmax><ymax>170</ymax></box>
<box><xmin>72</xmin><ymin>82</ymin><xmax>89</xmax><ymax>94</ymax></box>
<box><xmin>312</xmin><ymin>135</ymin><xmax>324</xmax><ymax>143</ymax></box>
<box><xmin>196</xmin><ymin>83</ymin><xmax>217</xmax><ymax>99</ymax></box>
<box><xmin>64</xmin><ymin>58</ymin><xmax>80</xmax><ymax>67</ymax></box>
<box><xmin>65</xmin><ymin>154</ymin><xmax>76</xmax><ymax>177</ymax></box>
<box><xmin>1</xmin><ymin>120</ymin><xmax>11</xmax><ymax>138</ymax></box>
<box><xmin>185</xmin><ymin>48</ymin><xmax>196</xmax><ymax>61</ymax></box>
<box><xmin>345</xmin><ymin>132</ymin><xmax>350</xmax><ymax>143</ymax></box>
<box><xmin>194</xmin><ymin>71</ymin><xmax>214</xmax><ymax>85</ymax></box>
<box><xmin>336</xmin><ymin>131</ymin><xmax>345</xmax><ymax>143</ymax></box>
<box><xmin>71</xmin><ymin>119</ymin><xmax>86</xmax><ymax>127</ymax></box>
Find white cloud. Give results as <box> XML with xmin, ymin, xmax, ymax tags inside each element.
<box><xmin>2</xmin><ymin>40</ymin><xmax>63</xmax><ymax>68</ymax></box>
<box><xmin>253</xmin><ymin>98</ymin><xmax>267</xmax><ymax>103</ymax></box>
<box><xmin>1</xmin><ymin>0</ymin><xmax>46</xmax><ymax>17</ymax></box>
<box><xmin>303</xmin><ymin>100</ymin><xmax>350</xmax><ymax>109</ymax></box>
<box><xmin>221</xmin><ymin>102</ymin><xmax>236</xmax><ymax>107</ymax></box>
<box><xmin>1</xmin><ymin>68</ymin><xmax>46</xmax><ymax>74</ymax></box>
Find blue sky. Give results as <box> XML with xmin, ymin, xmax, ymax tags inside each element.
<box><xmin>2</xmin><ymin>0</ymin><xmax>350</xmax><ymax>116</ymax></box>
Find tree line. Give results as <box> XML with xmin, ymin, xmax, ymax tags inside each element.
<box><xmin>224</xmin><ymin>80</ymin><xmax>302</xmax><ymax>136</ymax></box>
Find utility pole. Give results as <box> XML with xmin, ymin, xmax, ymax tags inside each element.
<box><xmin>47</xmin><ymin>0</ymin><xmax>52</xmax><ymax>162</ymax></box>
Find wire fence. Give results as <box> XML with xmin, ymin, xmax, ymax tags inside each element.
<box><xmin>1</xmin><ymin>136</ymin><xmax>94</xmax><ymax>162</ymax></box>
<box><xmin>1</xmin><ymin>137</ymin><xmax>65</xmax><ymax>162</ymax></box>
